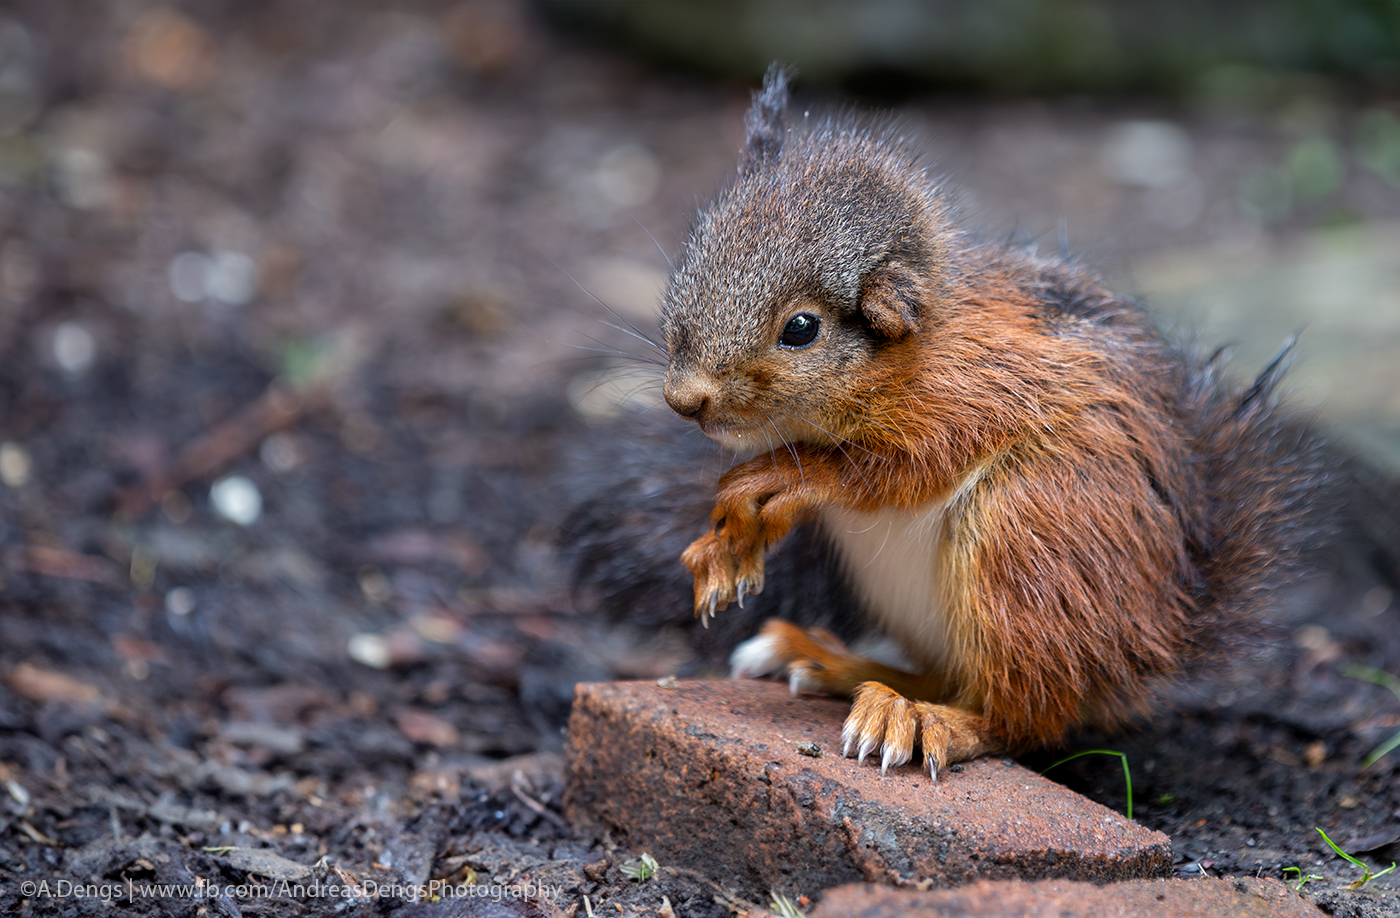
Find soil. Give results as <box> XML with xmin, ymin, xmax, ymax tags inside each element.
<box><xmin>0</xmin><ymin>3</ymin><xmax>1397</xmax><ymax>917</ymax></box>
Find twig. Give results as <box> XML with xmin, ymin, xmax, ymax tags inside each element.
<box><xmin>510</xmin><ymin>771</ymin><xmax>570</xmax><ymax>830</ymax></box>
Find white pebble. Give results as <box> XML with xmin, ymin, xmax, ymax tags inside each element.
<box><xmin>168</xmin><ymin>251</ymin><xmax>211</xmax><ymax>303</ymax></box>
<box><xmin>53</xmin><ymin>321</ymin><xmax>96</xmax><ymax>375</ymax></box>
<box><xmin>206</xmin><ymin>250</ymin><xmax>259</xmax><ymax>306</ymax></box>
<box><xmin>165</xmin><ymin>586</ymin><xmax>197</xmax><ymax>616</ymax></box>
<box><xmin>594</xmin><ymin>143</ymin><xmax>661</xmax><ymax>209</ymax></box>
<box><xmin>210</xmin><ymin>475</ymin><xmax>262</xmax><ymax>525</ymax></box>
<box><xmin>347</xmin><ymin>633</ymin><xmax>391</xmax><ymax>669</ymax></box>
<box><xmin>52</xmin><ymin>147</ymin><xmax>110</xmax><ymax>210</ymax></box>
<box><xmin>0</xmin><ymin>441</ymin><xmax>30</xmax><ymax>487</ymax></box>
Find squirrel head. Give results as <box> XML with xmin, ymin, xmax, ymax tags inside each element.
<box><xmin>660</xmin><ymin>65</ymin><xmax>955</xmax><ymax>453</ymax></box>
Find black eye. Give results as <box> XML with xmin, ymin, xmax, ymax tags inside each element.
<box><xmin>779</xmin><ymin>313</ymin><xmax>820</xmax><ymax>348</ymax></box>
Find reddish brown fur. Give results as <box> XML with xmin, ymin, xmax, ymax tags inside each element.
<box><xmin>660</xmin><ymin>68</ymin><xmax>1327</xmax><ymax>772</ymax></box>
<box><xmin>681</xmin><ymin>261</ymin><xmax>1210</xmax><ymax>752</ymax></box>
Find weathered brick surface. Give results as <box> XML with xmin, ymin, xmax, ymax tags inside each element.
<box><xmin>564</xmin><ymin>680</ymin><xmax>1172</xmax><ymax>898</ymax></box>
<box><xmin>809</xmin><ymin>877</ymin><xmax>1324</xmax><ymax>917</ymax></box>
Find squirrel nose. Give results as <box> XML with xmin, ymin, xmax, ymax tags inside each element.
<box><xmin>664</xmin><ymin>372</ymin><xmax>717</xmax><ymax>420</ymax></box>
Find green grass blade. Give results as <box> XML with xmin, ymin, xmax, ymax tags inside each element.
<box><xmin>1042</xmin><ymin>749</ymin><xmax>1133</xmax><ymax>820</ymax></box>
<box><xmin>1316</xmin><ymin>827</ymin><xmax>1365</xmax><ymax>869</ymax></box>
<box><xmin>1342</xmin><ymin>664</ymin><xmax>1400</xmax><ymax>766</ymax></box>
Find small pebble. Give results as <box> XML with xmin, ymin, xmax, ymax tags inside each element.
<box><xmin>165</xmin><ymin>586</ymin><xmax>196</xmax><ymax>616</ymax></box>
<box><xmin>594</xmin><ymin>143</ymin><xmax>660</xmax><ymax>209</ymax></box>
<box><xmin>1099</xmin><ymin>120</ymin><xmax>1193</xmax><ymax>189</ymax></box>
<box><xmin>206</xmin><ymin>250</ymin><xmax>259</xmax><ymax>306</ymax></box>
<box><xmin>169</xmin><ymin>251</ymin><xmax>211</xmax><ymax>302</ymax></box>
<box><xmin>348</xmin><ymin>633</ymin><xmax>391</xmax><ymax>670</ymax></box>
<box><xmin>53</xmin><ymin>321</ymin><xmax>96</xmax><ymax>375</ymax></box>
<box><xmin>210</xmin><ymin>475</ymin><xmax>262</xmax><ymax>525</ymax></box>
<box><xmin>0</xmin><ymin>442</ymin><xmax>31</xmax><ymax>487</ymax></box>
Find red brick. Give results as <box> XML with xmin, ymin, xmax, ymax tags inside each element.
<box><xmin>564</xmin><ymin>680</ymin><xmax>1171</xmax><ymax>898</ymax></box>
<box><xmin>809</xmin><ymin>877</ymin><xmax>1324</xmax><ymax>917</ymax></box>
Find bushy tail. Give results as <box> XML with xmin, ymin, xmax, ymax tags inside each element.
<box><xmin>1186</xmin><ymin>345</ymin><xmax>1348</xmax><ymax>649</ymax></box>
<box><xmin>557</xmin><ymin>415</ymin><xmax>859</xmax><ymax>658</ymax></box>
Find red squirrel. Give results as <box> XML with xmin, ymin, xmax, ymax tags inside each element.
<box><xmin>589</xmin><ymin>67</ymin><xmax>1335</xmax><ymax>781</ymax></box>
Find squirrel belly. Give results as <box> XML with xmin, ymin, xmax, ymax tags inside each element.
<box><xmin>819</xmin><ymin>499</ymin><xmax>960</xmax><ymax>678</ymax></box>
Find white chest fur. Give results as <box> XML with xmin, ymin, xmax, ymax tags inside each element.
<box><xmin>820</xmin><ymin>500</ymin><xmax>955</xmax><ymax>671</ymax></box>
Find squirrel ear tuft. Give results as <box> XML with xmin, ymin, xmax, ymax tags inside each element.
<box><xmin>739</xmin><ymin>63</ymin><xmax>792</xmax><ymax>176</ymax></box>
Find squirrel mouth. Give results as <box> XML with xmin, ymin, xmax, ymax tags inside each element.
<box><xmin>698</xmin><ymin>421</ymin><xmax>759</xmax><ymax>452</ymax></box>
<box><xmin>699</xmin><ymin>421</ymin><xmax>743</xmax><ymax>439</ymax></box>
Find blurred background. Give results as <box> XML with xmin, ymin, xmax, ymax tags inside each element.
<box><xmin>0</xmin><ymin>1</ymin><xmax>1398</xmax><ymax>906</ymax></box>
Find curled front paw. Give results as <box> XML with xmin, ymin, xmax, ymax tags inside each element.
<box><xmin>681</xmin><ymin>529</ymin><xmax>765</xmax><ymax>625</ymax></box>
<box><xmin>680</xmin><ymin>530</ymin><xmax>734</xmax><ymax>623</ymax></box>
<box><xmin>843</xmin><ymin>682</ymin><xmax>960</xmax><ymax>781</ymax></box>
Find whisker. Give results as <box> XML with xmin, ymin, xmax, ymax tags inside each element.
<box><xmin>602</xmin><ymin>374</ymin><xmax>666</xmax><ymax>387</ymax></box>
<box><xmin>832</xmin><ymin>440</ymin><xmax>875</xmax><ymax>491</ymax></box>
<box><xmin>554</xmin><ymin>340</ymin><xmax>665</xmax><ymax>366</ymax></box>
<box><xmin>611</xmin><ymin>381</ymin><xmax>668</xmax><ymax>407</ymax></box>
<box><xmin>755</xmin><ymin>416</ymin><xmax>778</xmax><ymax>465</ymax></box>
<box><xmin>785</xmin><ymin>414</ymin><xmax>879</xmax><ymax>491</ymax></box>
<box><xmin>594</xmin><ymin>319</ymin><xmax>669</xmax><ymax>361</ymax></box>
<box><xmin>550</xmin><ymin>256</ymin><xmax>669</xmax><ymax>356</ymax></box>
<box><xmin>859</xmin><ymin>519</ymin><xmax>895</xmax><ymax>572</ymax></box>
<box><xmin>572</xmin><ymin>331</ymin><xmax>668</xmax><ymax>368</ymax></box>
<box><xmin>632</xmin><ymin>213</ymin><xmax>675</xmax><ymax>271</ymax></box>
<box><xmin>837</xmin><ymin>397</ymin><xmax>915</xmax><ymax>455</ymax></box>
<box><xmin>763</xmin><ymin>412</ymin><xmax>805</xmax><ymax>490</ymax></box>
<box><xmin>796</xmin><ymin>413</ymin><xmax>886</xmax><ymax>461</ymax></box>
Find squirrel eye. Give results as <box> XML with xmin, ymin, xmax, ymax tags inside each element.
<box><xmin>779</xmin><ymin>313</ymin><xmax>820</xmax><ymax>348</ymax></box>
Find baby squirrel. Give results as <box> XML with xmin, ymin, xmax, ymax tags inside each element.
<box><xmin>580</xmin><ymin>67</ymin><xmax>1339</xmax><ymax>781</ymax></box>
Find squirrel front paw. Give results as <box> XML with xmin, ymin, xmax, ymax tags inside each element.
<box><xmin>843</xmin><ymin>682</ymin><xmax>1000</xmax><ymax>782</ymax></box>
<box><xmin>680</xmin><ymin>529</ymin><xmax>765</xmax><ymax>625</ymax></box>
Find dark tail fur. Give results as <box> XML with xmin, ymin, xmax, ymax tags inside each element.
<box><xmin>1184</xmin><ymin>339</ymin><xmax>1400</xmax><ymax>664</ymax></box>
<box><xmin>558</xmin><ymin>414</ymin><xmax>860</xmax><ymax>660</ymax></box>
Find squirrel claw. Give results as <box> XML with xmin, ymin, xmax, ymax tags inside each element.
<box><xmin>788</xmin><ymin>669</ymin><xmax>802</xmax><ymax>696</ymax></box>
<box><xmin>735</xmin><ymin>572</ymin><xmax>763</xmax><ymax>605</ymax></box>
<box><xmin>683</xmin><ymin>529</ymin><xmax>747</xmax><ymax>622</ymax></box>
<box><xmin>840</xmin><ymin>683</ymin><xmax>998</xmax><ymax>782</ymax></box>
<box><xmin>844</xmin><ymin>682</ymin><xmax>954</xmax><ymax>781</ymax></box>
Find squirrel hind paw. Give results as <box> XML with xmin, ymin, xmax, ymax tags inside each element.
<box><xmin>843</xmin><ymin>682</ymin><xmax>999</xmax><ymax>782</ymax></box>
<box><xmin>844</xmin><ymin>683</ymin><xmax>916</xmax><ymax>773</ymax></box>
<box><xmin>728</xmin><ymin>632</ymin><xmax>787</xmax><ymax>679</ymax></box>
<box><xmin>787</xmin><ymin>660</ymin><xmax>834</xmax><ymax>697</ymax></box>
<box><xmin>729</xmin><ymin>619</ymin><xmax>839</xmax><ymax>684</ymax></box>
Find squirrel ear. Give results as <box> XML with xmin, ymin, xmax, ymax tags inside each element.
<box><xmin>739</xmin><ymin>63</ymin><xmax>791</xmax><ymax>176</ymax></box>
<box><xmin>859</xmin><ymin>266</ymin><xmax>921</xmax><ymax>338</ymax></box>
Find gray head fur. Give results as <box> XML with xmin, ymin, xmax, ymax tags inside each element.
<box><xmin>660</xmin><ymin>67</ymin><xmax>950</xmax><ymax>372</ymax></box>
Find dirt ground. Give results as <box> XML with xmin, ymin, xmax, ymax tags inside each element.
<box><xmin>0</xmin><ymin>3</ymin><xmax>1398</xmax><ymax>917</ymax></box>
